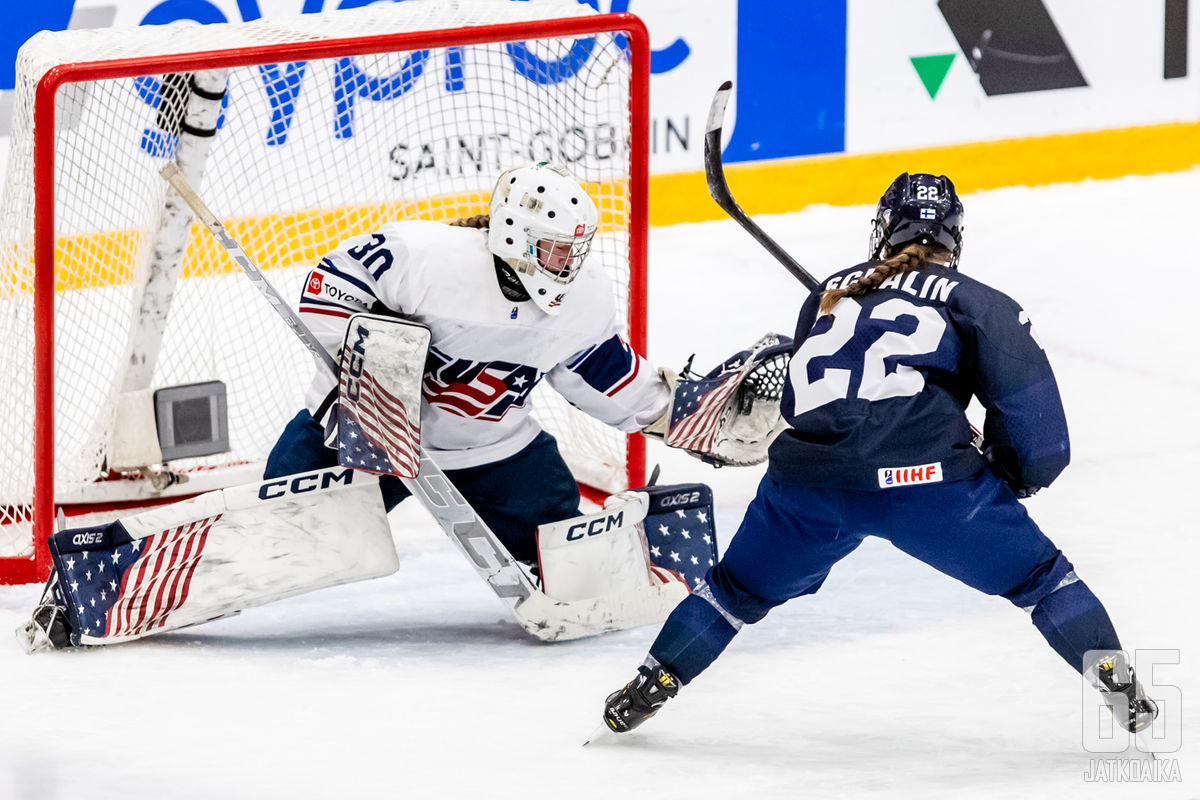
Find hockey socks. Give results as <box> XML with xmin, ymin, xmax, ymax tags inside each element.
<box><xmin>1004</xmin><ymin>552</ymin><xmax>1122</xmax><ymax>674</ymax></box>
<box><xmin>1030</xmin><ymin>578</ymin><xmax>1122</xmax><ymax>673</ymax></box>
<box><xmin>646</xmin><ymin>581</ymin><xmax>744</xmax><ymax>684</ymax></box>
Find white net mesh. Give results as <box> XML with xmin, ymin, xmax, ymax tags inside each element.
<box><xmin>0</xmin><ymin>0</ymin><xmax>641</xmax><ymax>568</ymax></box>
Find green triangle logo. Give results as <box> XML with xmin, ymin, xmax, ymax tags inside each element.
<box><xmin>910</xmin><ymin>53</ymin><xmax>955</xmax><ymax>99</ymax></box>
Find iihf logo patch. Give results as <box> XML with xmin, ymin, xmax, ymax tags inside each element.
<box><xmin>510</xmin><ymin>306</ymin><xmax>519</xmax><ymax>319</ymax></box>
<box><xmin>877</xmin><ymin>462</ymin><xmax>943</xmax><ymax>488</ymax></box>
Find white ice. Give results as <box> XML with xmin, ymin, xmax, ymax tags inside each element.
<box><xmin>1</xmin><ymin>171</ymin><xmax>1197</xmax><ymax>799</ymax></box>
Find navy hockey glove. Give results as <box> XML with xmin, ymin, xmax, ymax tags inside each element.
<box><xmin>983</xmin><ymin>444</ymin><xmax>1039</xmax><ymax>498</ymax></box>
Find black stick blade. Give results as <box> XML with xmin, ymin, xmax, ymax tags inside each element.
<box><xmin>701</xmin><ymin>81</ymin><xmax>820</xmax><ymax>291</ymax></box>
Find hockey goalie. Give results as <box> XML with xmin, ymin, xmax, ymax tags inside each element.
<box><xmin>17</xmin><ymin>315</ymin><xmax>778</xmax><ymax>651</ymax></box>
<box><xmin>17</xmin><ymin>315</ymin><xmax>705</xmax><ymax>651</ymax></box>
<box><xmin>18</xmin><ymin>161</ymin><xmax>791</xmax><ymax>650</ymax></box>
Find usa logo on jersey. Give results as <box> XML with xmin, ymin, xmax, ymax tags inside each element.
<box><xmin>422</xmin><ymin>346</ymin><xmax>541</xmax><ymax>420</ymax></box>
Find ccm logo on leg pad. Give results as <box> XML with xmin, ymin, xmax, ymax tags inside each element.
<box><xmin>258</xmin><ymin>468</ymin><xmax>356</xmax><ymax>500</ymax></box>
<box><xmin>565</xmin><ymin>512</ymin><xmax>625</xmax><ymax>541</ymax></box>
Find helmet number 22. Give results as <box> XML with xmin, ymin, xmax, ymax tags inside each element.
<box><xmin>789</xmin><ymin>298</ymin><xmax>946</xmax><ymax>416</ymax></box>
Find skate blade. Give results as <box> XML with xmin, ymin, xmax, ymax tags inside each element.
<box><xmin>582</xmin><ymin>722</ymin><xmax>615</xmax><ymax>746</ymax></box>
<box><xmin>1133</xmin><ymin>728</ymin><xmax>1160</xmax><ymax>760</ymax></box>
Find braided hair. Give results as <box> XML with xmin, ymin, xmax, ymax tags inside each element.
<box><xmin>449</xmin><ymin>213</ymin><xmax>490</xmax><ymax>229</ymax></box>
<box><xmin>818</xmin><ymin>242</ymin><xmax>949</xmax><ymax>314</ymax></box>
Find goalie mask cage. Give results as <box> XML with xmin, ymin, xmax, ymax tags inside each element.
<box><xmin>0</xmin><ymin>1</ymin><xmax>650</xmax><ymax>584</ymax></box>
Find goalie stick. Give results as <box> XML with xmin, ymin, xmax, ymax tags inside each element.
<box><xmin>157</xmin><ymin>164</ymin><xmax>577</xmax><ymax>639</ymax></box>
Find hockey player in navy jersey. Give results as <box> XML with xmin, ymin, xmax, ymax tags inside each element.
<box><xmin>599</xmin><ymin>172</ymin><xmax>1158</xmax><ymax>738</ymax></box>
<box><xmin>264</xmin><ymin>162</ymin><xmax>671</xmax><ymax>563</ymax></box>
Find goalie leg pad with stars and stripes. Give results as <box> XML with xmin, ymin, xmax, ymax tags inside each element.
<box><xmin>533</xmin><ymin>483</ymin><xmax>718</xmax><ymax>635</ymax></box>
<box><xmin>17</xmin><ymin>466</ymin><xmax>397</xmax><ymax>652</ymax></box>
<box><xmin>639</xmin><ymin>483</ymin><xmax>719</xmax><ymax>589</ymax></box>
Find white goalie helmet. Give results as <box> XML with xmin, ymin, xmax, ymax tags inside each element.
<box><xmin>488</xmin><ymin>161</ymin><xmax>599</xmax><ymax>315</ymax></box>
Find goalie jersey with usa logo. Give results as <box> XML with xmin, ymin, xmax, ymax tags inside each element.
<box><xmin>769</xmin><ymin>259</ymin><xmax>1070</xmax><ymax>496</ymax></box>
<box><xmin>297</xmin><ymin>217</ymin><xmax>667</xmax><ymax>471</ymax></box>
<box><xmin>263</xmin><ymin>162</ymin><xmax>672</xmax><ymax>563</ymax></box>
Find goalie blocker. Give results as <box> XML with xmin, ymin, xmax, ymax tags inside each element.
<box><xmin>327</xmin><ymin>313</ymin><xmax>430</xmax><ymax>479</ymax></box>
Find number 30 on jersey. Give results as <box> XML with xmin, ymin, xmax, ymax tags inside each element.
<box><xmin>788</xmin><ymin>297</ymin><xmax>946</xmax><ymax>416</ymax></box>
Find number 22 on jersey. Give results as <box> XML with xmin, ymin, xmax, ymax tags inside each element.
<box><xmin>788</xmin><ymin>297</ymin><xmax>947</xmax><ymax>416</ymax></box>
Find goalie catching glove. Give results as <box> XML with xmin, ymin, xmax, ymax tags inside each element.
<box><xmin>644</xmin><ymin>333</ymin><xmax>793</xmax><ymax>466</ymax></box>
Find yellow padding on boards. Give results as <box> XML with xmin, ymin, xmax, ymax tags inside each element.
<box><xmin>9</xmin><ymin>181</ymin><xmax>629</xmax><ymax>293</ymax></box>
<box><xmin>648</xmin><ymin>119</ymin><xmax>1200</xmax><ymax>226</ymax></box>
<box><xmin>10</xmin><ymin>119</ymin><xmax>1199</xmax><ymax>293</ymax></box>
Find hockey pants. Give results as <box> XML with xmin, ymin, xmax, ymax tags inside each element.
<box><xmin>264</xmin><ymin>410</ymin><xmax>579</xmax><ymax>562</ymax></box>
<box><xmin>649</xmin><ymin>469</ymin><xmax>1122</xmax><ymax>683</ymax></box>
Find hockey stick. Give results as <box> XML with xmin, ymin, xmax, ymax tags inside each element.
<box><xmin>703</xmin><ymin>81</ymin><xmax>820</xmax><ymax>292</ymax></box>
<box><xmin>159</xmin><ymin>165</ymin><xmax>675</xmax><ymax>641</ymax></box>
<box><xmin>703</xmin><ymin>88</ymin><xmax>987</xmax><ymax>451</ymax></box>
<box><xmin>160</xmin><ymin>164</ymin><xmax>339</xmax><ymax>378</ymax></box>
<box><xmin>157</xmin><ymin>164</ymin><xmax>550</xmax><ymax>630</ymax></box>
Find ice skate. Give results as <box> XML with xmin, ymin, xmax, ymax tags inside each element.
<box><xmin>1092</xmin><ymin>653</ymin><xmax>1158</xmax><ymax>733</ymax></box>
<box><xmin>17</xmin><ymin>600</ymin><xmax>73</xmax><ymax>654</ymax></box>
<box><xmin>602</xmin><ymin>664</ymin><xmax>679</xmax><ymax>733</ymax></box>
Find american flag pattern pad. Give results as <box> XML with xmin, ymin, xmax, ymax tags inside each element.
<box><xmin>336</xmin><ymin>315</ymin><xmax>429</xmax><ymax>479</ymax></box>
<box><xmin>48</xmin><ymin>516</ymin><xmax>218</xmax><ymax>645</ymax></box>
<box><xmin>337</xmin><ymin>372</ymin><xmax>421</xmax><ymax>478</ymax></box>
<box><xmin>665</xmin><ymin>335</ymin><xmax>793</xmax><ymax>456</ymax></box>
<box><xmin>641</xmin><ymin>484</ymin><xmax>718</xmax><ymax>590</ymax></box>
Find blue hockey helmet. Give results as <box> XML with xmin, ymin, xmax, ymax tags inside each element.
<box><xmin>868</xmin><ymin>173</ymin><xmax>964</xmax><ymax>267</ymax></box>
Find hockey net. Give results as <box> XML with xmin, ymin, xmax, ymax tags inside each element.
<box><xmin>0</xmin><ymin>0</ymin><xmax>649</xmax><ymax>583</ymax></box>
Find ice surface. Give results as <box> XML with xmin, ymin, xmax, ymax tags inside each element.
<box><xmin>1</xmin><ymin>171</ymin><xmax>1196</xmax><ymax>799</ymax></box>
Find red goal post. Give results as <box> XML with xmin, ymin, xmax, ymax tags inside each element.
<box><xmin>0</xmin><ymin>3</ymin><xmax>650</xmax><ymax>584</ymax></box>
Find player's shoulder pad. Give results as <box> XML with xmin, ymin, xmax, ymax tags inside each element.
<box><xmin>371</xmin><ymin>220</ymin><xmax>490</xmax><ymax>287</ymax></box>
<box><xmin>553</xmin><ymin>260</ymin><xmax>619</xmax><ymax>333</ymax></box>
<box><xmin>937</xmin><ymin>267</ymin><xmax>1020</xmax><ymax>315</ymax></box>
<box><xmin>946</xmin><ymin>272</ymin><xmax>1049</xmax><ymax>361</ymax></box>
<box><xmin>376</xmin><ymin>218</ymin><xmax>484</xmax><ymax>251</ymax></box>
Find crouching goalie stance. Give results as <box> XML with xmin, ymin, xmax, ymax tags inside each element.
<box><xmin>18</xmin><ymin>161</ymin><xmax>792</xmax><ymax>651</ymax></box>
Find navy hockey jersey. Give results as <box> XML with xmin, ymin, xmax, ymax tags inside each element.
<box><xmin>768</xmin><ymin>261</ymin><xmax>1069</xmax><ymax>493</ymax></box>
